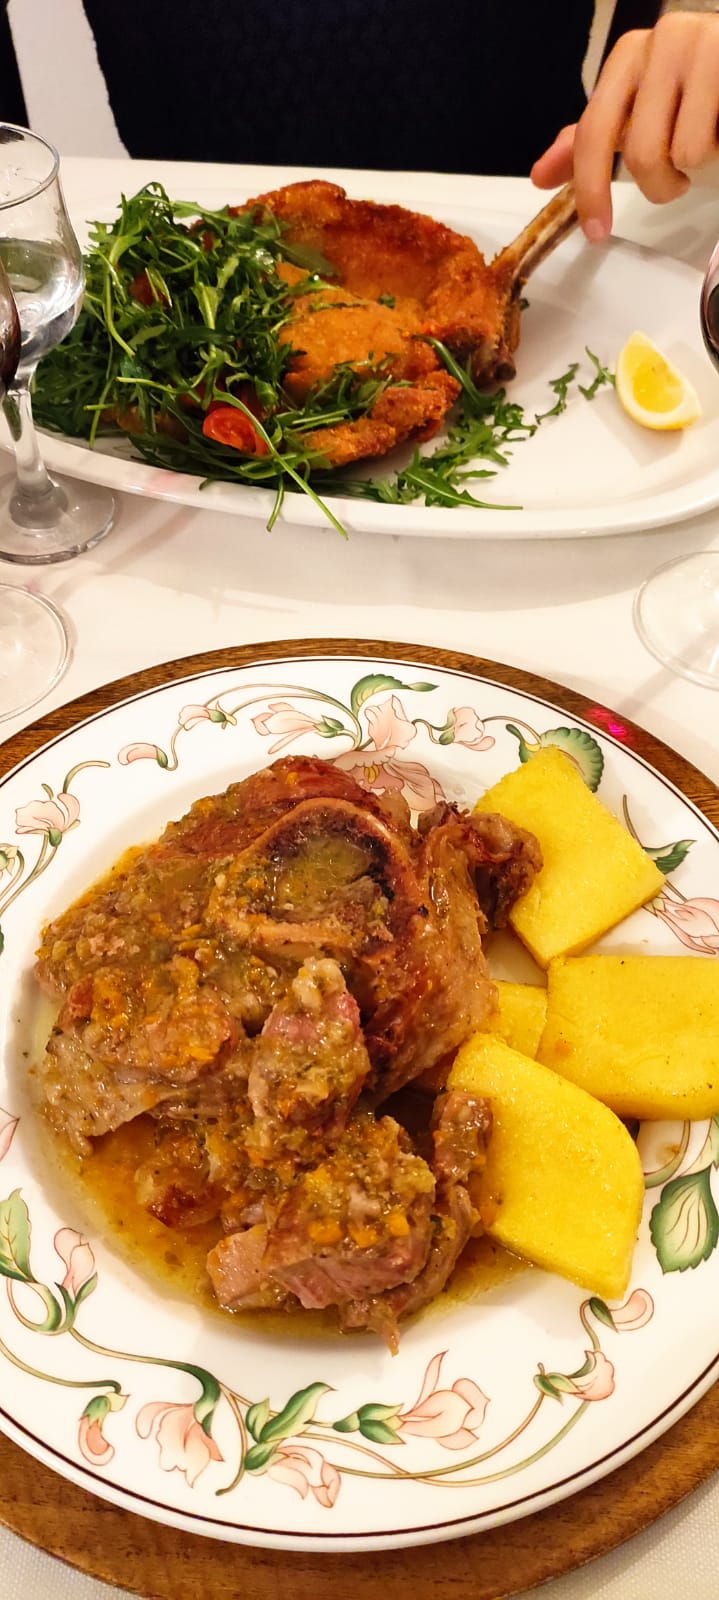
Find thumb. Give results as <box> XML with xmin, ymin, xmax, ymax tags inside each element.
<box><xmin>530</xmin><ymin>123</ymin><xmax>576</xmax><ymax>188</ymax></box>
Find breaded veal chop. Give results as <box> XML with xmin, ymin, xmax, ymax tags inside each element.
<box><xmin>240</xmin><ymin>179</ymin><xmax>578</xmax><ymax>468</ymax></box>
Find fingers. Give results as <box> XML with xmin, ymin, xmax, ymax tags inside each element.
<box><xmin>664</xmin><ymin>22</ymin><xmax>719</xmax><ymax>175</ymax></box>
<box><xmin>532</xmin><ymin>15</ymin><xmax>719</xmax><ymax>243</ymax></box>
<box><xmin>609</xmin><ymin>14</ymin><xmax>719</xmax><ymax>209</ymax></box>
<box><xmin>530</xmin><ymin>125</ymin><xmax>576</xmax><ymax>190</ymax></box>
<box><xmin>571</xmin><ymin>29</ymin><xmax>650</xmax><ymax>239</ymax></box>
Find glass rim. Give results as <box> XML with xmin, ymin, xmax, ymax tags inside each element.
<box><xmin>0</xmin><ymin>584</ymin><xmax>69</xmax><ymax>722</ymax></box>
<box><xmin>0</xmin><ymin>123</ymin><xmax>60</xmax><ymax>210</ymax></box>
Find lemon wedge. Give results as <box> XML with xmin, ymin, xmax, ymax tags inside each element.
<box><xmin>615</xmin><ymin>330</ymin><xmax>702</xmax><ymax>430</ymax></box>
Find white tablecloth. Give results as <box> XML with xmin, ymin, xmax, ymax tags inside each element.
<box><xmin>1</xmin><ymin>158</ymin><xmax>718</xmax><ymax>1600</ymax></box>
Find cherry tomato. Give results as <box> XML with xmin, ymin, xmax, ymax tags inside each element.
<box><xmin>201</xmin><ymin>405</ymin><xmax>269</xmax><ymax>456</ymax></box>
<box><xmin>128</xmin><ymin>271</ymin><xmax>165</xmax><ymax>306</ymax></box>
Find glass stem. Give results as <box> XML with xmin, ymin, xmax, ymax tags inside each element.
<box><xmin>2</xmin><ymin>374</ymin><xmax>54</xmax><ymax>505</ymax></box>
<box><xmin>1</xmin><ymin>375</ymin><xmax>68</xmax><ymax>534</ymax></box>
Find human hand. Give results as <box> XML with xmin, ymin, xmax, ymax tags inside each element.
<box><xmin>531</xmin><ymin>11</ymin><xmax>719</xmax><ymax>240</ymax></box>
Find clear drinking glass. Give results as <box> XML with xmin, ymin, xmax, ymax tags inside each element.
<box><xmin>0</xmin><ymin>122</ymin><xmax>115</xmax><ymax>563</ymax></box>
<box><xmin>634</xmin><ymin>551</ymin><xmax>719</xmax><ymax>690</ymax></box>
<box><xmin>0</xmin><ymin>580</ymin><xmax>69</xmax><ymax>720</ymax></box>
<box><xmin>633</xmin><ymin>236</ymin><xmax>719</xmax><ymax>690</ymax></box>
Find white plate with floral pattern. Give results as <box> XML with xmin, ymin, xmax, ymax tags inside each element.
<box><xmin>0</xmin><ymin>640</ymin><xmax>718</xmax><ymax>1552</ymax></box>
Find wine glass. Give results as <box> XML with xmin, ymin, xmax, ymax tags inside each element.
<box><xmin>0</xmin><ymin>231</ymin><xmax>69</xmax><ymax>719</ymax></box>
<box><xmin>0</xmin><ymin>122</ymin><xmax>115</xmax><ymax>564</ymax></box>
<box><xmin>633</xmin><ymin>238</ymin><xmax>719</xmax><ymax>691</ymax></box>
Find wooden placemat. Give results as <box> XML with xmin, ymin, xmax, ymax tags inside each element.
<box><xmin>2</xmin><ymin>637</ymin><xmax>718</xmax><ymax>1600</ymax></box>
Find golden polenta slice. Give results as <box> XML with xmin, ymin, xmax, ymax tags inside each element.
<box><xmin>539</xmin><ymin>953</ymin><xmax>719</xmax><ymax>1120</ymax></box>
<box><xmin>475</xmin><ymin>747</ymin><xmax>664</xmax><ymax>966</ymax></box>
<box><xmin>449</xmin><ymin>1032</ymin><xmax>644</xmax><ymax>1298</ymax></box>
<box><xmin>491</xmin><ymin>980</ymin><xmax>547</xmax><ymax>1058</ymax></box>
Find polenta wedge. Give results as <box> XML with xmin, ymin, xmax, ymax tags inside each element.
<box><xmin>491</xmin><ymin>980</ymin><xmax>547</xmax><ymax>1058</ymax></box>
<box><xmin>449</xmin><ymin>1033</ymin><xmax>644</xmax><ymax>1298</ymax></box>
<box><xmin>474</xmin><ymin>747</ymin><xmax>664</xmax><ymax>966</ymax></box>
<box><xmin>539</xmin><ymin>953</ymin><xmax>719</xmax><ymax>1119</ymax></box>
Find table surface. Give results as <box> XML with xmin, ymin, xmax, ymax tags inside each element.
<box><xmin>1</xmin><ymin>156</ymin><xmax>719</xmax><ymax>1600</ymax></box>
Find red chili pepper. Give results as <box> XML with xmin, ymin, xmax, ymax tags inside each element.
<box><xmin>202</xmin><ymin>405</ymin><xmax>269</xmax><ymax>456</ymax></box>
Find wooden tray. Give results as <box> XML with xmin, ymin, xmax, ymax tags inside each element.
<box><xmin>2</xmin><ymin>638</ymin><xmax>718</xmax><ymax>1600</ymax></box>
<box><xmin>3</xmin><ymin>1381</ymin><xmax>719</xmax><ymax>1599</ymax></box>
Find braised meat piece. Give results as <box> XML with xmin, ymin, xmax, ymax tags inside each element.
<box><xmin>35</xmin><ymin>852</ymin><xmax>223</xmax><ymax>1001</ymax></box>
<box><xmin>58</xmin><ymin>957</ymin><xmax>236</xmax><ymax>1082</ymax></box>
<box><xmin>33</xmin><ymin>754</ymin><xmax>540</xmax><ymax>1342</ymax></box>
<box><xmin>111</xmin><ymin>958</ymin><xmax>366</xmax><ymax>1240</ymax></box>
<box><xmin>35</xmin><ymin>958</ymin><xmax>240</xmax><ymax>1152</ymax></box>
<box><xmin>431</xmin><ymin>1088</ymin><xmax>493</xmax><ymax>1187</ymax></box>
<box><xmin>435</xmin><ymin>806</ymin><xmax>543</xmax><ymax>928</ymax></box>
<box><xmin>35</xmin><ymin>755</ymin><xmax>406</xmax><ymax>1000</ymax></box>
<box><xmin>340</xmin><ymin>1088</ymin><xmax>492</xmax><ymax>1349</ymax></box>
<box><xmin>207</xmin><ymin>1112</ymin><xmax>435</xmax><ymax>1315</ymax></box>
<box><xmin>340</xmin><ymin>1184</ymin><xmax>476</xmax><ymax>1350</ymax></box>
<box><xmin>35</xmin><ymin>1032</ymin><xmax>177</xmax><ymax>1154</ymax></box>
<box><xmin>263</xmin><ymin>1112</ymin><xmax>435</xmax><ymax>1307</ymax></box>
<box><xmin>206</xmin><ymin>1222</ymin><xmax>292</xmax><ymax>1311</ymax></box>
<box><xmin>205</xmin><ymin>795</ymin><xmax>408</xmax><ymax>963</ymax></box>
<box><xmin>360</xmin><ymin>805</ymin><xmax>541</xmax><ymax>1098</ymax></box>
<box><xmin>135</xmin><ymin>1124</ymin><xmax>225</xmax><ymax>1229</ymax></box>
<box><xmin>247</xmin><ymin>958</ymin><xmax>371</xmax><ymax>1163</ymax></box>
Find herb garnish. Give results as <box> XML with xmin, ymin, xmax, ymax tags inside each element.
<box><xmin>336</xmin><ymin>339</ymin><xmax>535</xmax><ymax>510</ymax></box>
<box><xmin>534</xmin><ymin>362</ymin><xmax>580</xmax><ymax>421</ymax></box>
<box><xmin>579</xmin><ymin>348</ymin><xmax>616</xmax><ymax>400</ymax></box>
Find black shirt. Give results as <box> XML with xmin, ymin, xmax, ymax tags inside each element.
<box><xmin>82</xmin><ymin>0</ymin><xmax>596</xmax><ymax>175</ymax></box>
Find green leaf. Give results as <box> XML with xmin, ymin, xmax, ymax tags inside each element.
<box><xmin>534</xmin><ymin>362</ymin><xmax>580</xmax><ymax>421</ymax></box>
<box><xmin>505</xmin><ymin>723</ymin><xmax>533</xmax><ymax>763</ymax></box>
<box><xmin>246</xmin><ymin>1398</ymin><xmax>271</xmax><ymax>1441</ymax></box>
<box><xmin>57</xmin><ymin>1281</ymin><xmax>77</xmax><ymax>1325</ymax></box>
<box><xmin>257</xmin><ymin>1381</ymin><xmax>330</xmax><ymax>1445</ymax></box>
<box><xmin>539</xmin><ymin>728</ymin><xmax>604</xmax><ymax>791</ymax></box>
<box><xmin>24</xmin><ymin>1280</ymin><xmax>63</xmax><ymax>1332</ymax></box>
<box><xmin>533</xmin><ymin>1373</ymin><xmax>564</xmax><ymax>1401</ymax></box>
<box><xmin>357</xmin><ymin>1402</ymin><xmax>400</xmax><ymax>1423</ymax></box>
<box><xmin>82</xmin><ymin>1392</ymin><xmax>112</xmax><ymax>1425</ymax></box>
<box><xmin>350</xmin><ymin>674</ymin><xmax>410</xmax><ymax>715</ymax></box>
<box><xmin>586</xmin><ymin>1296</ymin><xmax>615</xmax><ymax>1329</ymax></box>
<box><xmin>643</xmin><ymin>839</ymin><xmax>693</xmax><ymax>874</ymax></box>
<box><xmin>281</xmin><ymin>240</ymin><xmax>336</xmax><ymax>276</ymax></box>
<box><xmin>405</xmin><ymin>682</ymin><xmax>436</xmax><ymax>693</ymax></box>
<box><xmin>316</xmin><ymin>716</ymin><xmax>346</xmax><ymax>738</ymax></box>
<box><xmin>73</xmin><ymin>1272</ymin><xmax>98</xmax><ymax>1310</ymax></box>
<box><xmin>0</xmin><ymin>1190</ymin><xmax>32</xmax><ymax>1281</ymax></box>
<box><xmin>650</xmin><ymin>1167</ymin><xmax>719</xmax><ymax>1271</ymax></box>
<box><xmin>332</xmin><ymin>1410</ymin><xmax>360</xmax><ymax>1433</ymax></box>
<box><xmin>192</xmin><ymin>1372</ymin><xmax>222</xmax><ymax>1433</ymax></box>
<box><xmin>244</xmin><ymin>1439</ymin><xmax>280</xmax><ymax>1473</ymax></box>
<box><xmin>578</xmin><ymin>348</ymin><xmax>615</xmax><ymax>400</ymax></box>
<box><xmin>359</xmin><ymin>1419</ymin><xmax>402</xmax><ymax>1445</ymax></box>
